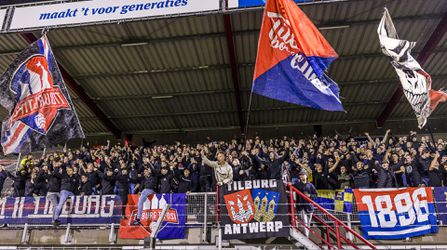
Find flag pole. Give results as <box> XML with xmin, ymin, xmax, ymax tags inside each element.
<box><xmin>244</xmin><ymin>90</ymin><xmax>254</xmax><ymax>138</ymax></box>
<box><xmin>426</xmin><ymin>120</ymin><xmax>437</xmax><ymax>152</ymax></box>
<box><xmin>42</xmin><ymin>146</ymin><xmax>46</xmax><ymax>159</ymax></box>
<box><xmin>15</xmin><ymin>152</ymin><xmax>21</xmax><ymax>173</ymax></box>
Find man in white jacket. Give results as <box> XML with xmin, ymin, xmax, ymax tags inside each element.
<box><xmin>201</xmin><ymin>149</ymin><xmax>233</xmax><ymax>186</ymax></box>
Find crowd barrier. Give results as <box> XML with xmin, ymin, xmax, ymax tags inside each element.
<box><xmin>0</xmin><ymin>188</ymin><xmax>444</xmax><ymax>226</ymax></box>
<box><xmin>0</xmin><ymin>186</ymin><xmax>446</xmax><ymax>241</ymax></box>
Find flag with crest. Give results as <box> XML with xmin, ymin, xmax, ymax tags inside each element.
<box><xmin>0</xmin><ymin>35</ymin><xmax>84</xmax><ymax>155</ymax></box>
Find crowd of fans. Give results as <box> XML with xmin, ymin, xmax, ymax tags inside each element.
<box><xmin>0</xmin><ymin>130</ymin><xmax>446</xmax><ymax>222</ymax></box>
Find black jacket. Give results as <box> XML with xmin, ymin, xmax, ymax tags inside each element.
<box><xmin>373</xmin><ymin>164</ymin><xmax>397</xmax><ymax>188</ymax></box>
<box><xmin>312</xmin><ymin>170</ymin><xmax>330</xmax><ymax>189</ymax></box>
<box><xmin>98</xmin><ymin>171</ymin><xmax>115</xmax><ymax>195</ymax></box>
<box><xmin>353</xmin><ymin>169</ymin><xmax>371</xmax><ymax>189</ymax></box>
<box><xmin>0</xmin><ymin>170</ymin><xmax>8</xmax><ymax>193</ymax></box>
<box><xmin>417</xmin><ymin>156</ymin><xmax>431</xmax><ymax>178</ymax></box>
<box><xmin>141</xmin><ymin>175</ymin><xmax>157</xmax><ymax>190</ymax></box>
<box><xmin>255</xmin><ymin>151</ymin><xmax>288</xmax><ymax>179</ymax></box>
<box><xmin>47</xmin><ymin>168</ymin><xmax>62</xmax><ymax>192</ymax></box>
<box><xmin>158</xmin><ymin>174</ymin><xmax>172</xmax><ymax>193</ymax></box>
<box><xmin>114</xmin><ymin>171</ymin><xmax>130</xmax><ymax>193</ymax></box>
<box><xmin>8</xmin><ymin>171</ymin><xmax>27</xmax><ymax>196</ymax></box>
<box><xmin>177</xmin><ymin>175</ymin><xmax>192</xmax><ymax>193</ymax></box>
<box><xmin>80</xmin><ymin>181</ymin><xmax>93</xmax><ymax>195</ymax></box>
<box><xmin>60</xmin><ymin>173</ymin><xmax>79</xmax><ymax>193</ymax></box>
<box><xmin>25</xmin><ymin>179</ymin><xmax>37</xmax><ymax>196</ymax></box>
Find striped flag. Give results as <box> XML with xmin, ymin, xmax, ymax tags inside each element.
<box><xmin>252</xmin><ymin>0</ymin><xmax>344</xmax><ymax>111</ymax></box>
<box><xmin>0</xmin><ymin>35</ymin><xmax>84</xmax><ymax>155</ymax></box>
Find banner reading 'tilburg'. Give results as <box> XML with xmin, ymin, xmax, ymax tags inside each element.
<box><xmin>219</xmin><ymin>179</ymin><xmax>289</xmax><ymax>239</ymax></box>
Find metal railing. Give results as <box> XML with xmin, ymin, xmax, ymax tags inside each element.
<box><xmin>289</xmin><ymin>185</ymin><xmax>376</xmax><ymax>249</ymax></box>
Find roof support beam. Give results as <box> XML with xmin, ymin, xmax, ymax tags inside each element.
<box><xmin>68</xmin><ymin>74</ymin><xmax>447</xmax><ymax>103</ymax></box>
<box><xmin>79</xmin><ymin>100</ymin><xmax>388</xmax><ymax>121</ymax></box>
<box><xmin>20</xmin><ymin>33</ymin><xmax>122</xmax><ymax>138</ymax></box>
<box><xmin>376</xmin><ymin>13</ymin><xmax>447</xmax><ymax>127</ymax></box>
<box><xmin>116</xmin><ymin>114</ymin><xmax>447</xmax><ymax>135</ymax></box>
<box><xmin>223</xmin><ymin>14</ymin><xmax>245</xmax><ymax>133</ymax></box>
<box><xmin>69</xmin><ymin>46</ymin><xmax>447</xmax><ymax>80</ymax></box>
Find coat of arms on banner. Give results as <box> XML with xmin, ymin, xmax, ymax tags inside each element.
<box><xmin>224</xmin><ymin>189</ymin><xmax>281</xmax><ymax>224</ymax></box>
<box><xmin>252</xmin><ymin>189</ymin><xmax>279</xmax><ymax>222</ymax></box>
<box><xmin>224</xmin><ymin>189</ymin><xmax>255</xmax><ymax>224</ymax></box>
<box><xmin>9</xmin><ymin>55</ymin><xmax>70</xmax><ymax>135</ymax></box>
<box><xmin>220</xmin><ymin>179</ymin><xmax>289</xmax><ymax>239</ymax></box>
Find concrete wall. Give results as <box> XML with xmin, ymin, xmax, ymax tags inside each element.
<box><xmin>2</xmin><ymin>226</ymin><xmax>447</xmax><ymax>248</ymax></box>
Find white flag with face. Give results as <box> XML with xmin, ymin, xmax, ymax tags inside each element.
<box><xmin>378</xmin><ymin>8</ymin><xmax>432</xmax><ymax>128</ymax></box>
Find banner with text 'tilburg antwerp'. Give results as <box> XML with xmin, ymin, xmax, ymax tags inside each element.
<box><xmin>219</xmin><ymin>179</ymin><xmax>289</xmax><ymax>240</ymax></box>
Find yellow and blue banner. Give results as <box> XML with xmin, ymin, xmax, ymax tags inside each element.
<box><xmin>313</xmin><ymin>189</ymin><xmax>353</xmax><ymax>213</ymax></box>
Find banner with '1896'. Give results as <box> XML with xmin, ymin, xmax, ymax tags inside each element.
<box><xmin>354</xmin><ymin>187</ymin><xmax>438</xmax><ymax>240</ymax></box>
<box><xmin>219</xmin><ymin>179</ymin><xmax>290</xmax><ymax>240</ymax></box>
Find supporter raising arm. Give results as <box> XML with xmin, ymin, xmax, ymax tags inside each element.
<box><xmin>255</xmin><ymin>142</ymin><xmax>289</xmax><ymax>180</ymax></box>
<box><xmin>201</xmin><ymin>149</ymin><xmax>233</xmax><ymax>186</ymax></box>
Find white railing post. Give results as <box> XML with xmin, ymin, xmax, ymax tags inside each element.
<box><xmin>202</xmin><ymin>192</ymin><xmax>208</xmax><ymax>243</ymax></box>
<box><xmin>347</xmin><ymin>213</ymin><xmax>353</xmax><ymax>241</ymax></box>
<box><xmin>21</xmin><ymin>223</ymin><xmax>29</xmax><ymax>244</ymax></box>
<box><xmin>109</xmin><ymin>223</ymin><xmax>116</xmax><ymax>243</ymax></box>
<box><xmin>64</xmin><ymin>223</ymin><xmax>72</xmax><ymax>244</ymax></box>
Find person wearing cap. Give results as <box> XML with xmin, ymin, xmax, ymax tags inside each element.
<box><xmin>294</xmin><ymin>169</ymin><xmax>317</xmax><ymax>204</ymax></box>
<box><xmin>293</xmin><ymin>169</ymin><xmax>317</xmax><ymax>237</ymax></box>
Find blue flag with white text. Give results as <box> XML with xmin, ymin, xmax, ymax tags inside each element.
<box><xmin>252</xmin><ymin>0</ymin><xmax>344</xmax><ymax>111</ymax></box>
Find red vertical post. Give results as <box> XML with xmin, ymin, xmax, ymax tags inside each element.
<box><xmin>289</xmin><ymin>184</ymin><xmax>296</xmax><ymax>228</ymax></box>
<box><xmin>335</xmin><ymin>221</ymin><xmax>341</xmax><ymax>250</ymax></box>
<box><xmin>326</xmin><ymin>225</ymin><xmax>331</xmax><ymax>248</ymax></box>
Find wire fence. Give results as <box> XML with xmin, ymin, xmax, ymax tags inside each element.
<box><xmin>1</xmin><ymin>189</ymin><xmax>447</xmax><ymax>230</ymax></box>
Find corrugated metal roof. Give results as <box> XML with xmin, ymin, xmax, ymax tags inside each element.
<box><xmin>0</xmin><ymin>0</ymin><xmax>447</xmax><ymax>136</ymax></box>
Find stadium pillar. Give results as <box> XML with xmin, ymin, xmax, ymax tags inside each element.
<box><xmin>313</xmin><ymin>125</ymin><xmax>322</xmax><ymax>137</ymax></box>
<box><xmin>223</xmin><ymin>15</ymin><xmax>245</xmax><ymax>134</ymax></box>
<box><xmin>376</xmin><ymin>13</ymin><xmax>447</xmax><ymax>127</ymax></box>
<box><xmin>20</xmin><ymin>33</ymin><xmax>122</xmax><ymax>138</ymax></box>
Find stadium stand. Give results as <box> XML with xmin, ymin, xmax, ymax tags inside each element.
<box><xmin>0</xmin><ymin>0</ymin><xmax>447</xmax><ymax>249</ymax></box>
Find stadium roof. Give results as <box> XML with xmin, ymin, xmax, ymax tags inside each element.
<box><xmin>0</xmin><ymin>0</ymin><xmax>447</xmax><ymax>140</ymax></box>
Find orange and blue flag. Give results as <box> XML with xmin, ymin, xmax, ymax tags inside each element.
<box><xmin>252</xmin><ymin>0</ymin><xmax>344</xmax><ymax>111</ymax></box>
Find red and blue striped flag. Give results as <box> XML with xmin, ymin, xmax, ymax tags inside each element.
<box><xmin>252</xmin><ymin>0</ymin><xmax>344</xmax><ymax>111</ymax></box>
